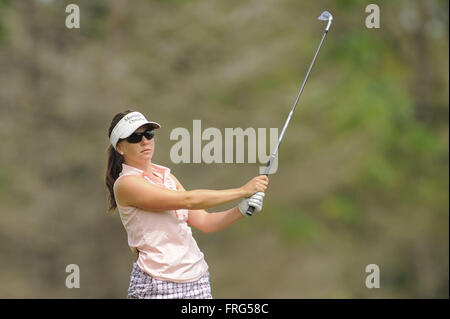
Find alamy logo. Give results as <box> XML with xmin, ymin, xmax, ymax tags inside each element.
<box><xmin>170</xmin><ymin>120</ymin><xmax>279</xmax><ymax>174</ymax></box>
<box><xmin>365</xmin><ymin>264</ymin><xmax>380</xmax><ymax>288</ymax></box>
<box><xmin>65</xmin><ymin>4</ymin><xmax>80</xmax><ymax>29</ymax></box>
<box><xmin>365</xmin><ymin>4</ymin><xmax>380</xmax><ymax>29</ymax></box>
<box><xmin>65</xmin><ymin>264</ymin><xmax>80</xmax><ymax>288</ymax></box>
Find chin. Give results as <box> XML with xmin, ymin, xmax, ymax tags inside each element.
<box><xmin>141</xmin><ymin>153</ymin><xmax>153</xmax><ymax>159</ymax></box>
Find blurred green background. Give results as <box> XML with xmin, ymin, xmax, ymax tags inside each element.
<box><xmin>0</xmin><ymin>0</ymin><xmax>448</xmax><ymax>298</ymax></box>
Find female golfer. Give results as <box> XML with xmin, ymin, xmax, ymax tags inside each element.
<box><xmin>105</xmin><ymin>110</ymin><xmax>269</xmax><ymax>299</ymax></box>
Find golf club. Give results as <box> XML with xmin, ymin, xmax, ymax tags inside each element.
<box><xmin>247</xmin><ymin>10</ymin><xmax>333</xmax><ymax>216</ymax></box>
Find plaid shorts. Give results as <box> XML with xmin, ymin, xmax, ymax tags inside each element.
<box><xmin>127</xmin><ymin>262</ymin><xmax>213</xmax><ymax>299</ymax></box>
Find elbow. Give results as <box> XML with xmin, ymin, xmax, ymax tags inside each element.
<box><xmin>200</xmin><ymin>215</ymin><xmax>216</xmax><ymax>234</ymax></box>
<box><xmin>183</xmin><ymin>191</ymin><xmax>201</xmax><ymax>210</ymax></box>
<box><xmin>200</xmin><ymin>226</ymin><xmax>215</xmax><ymax>234</ymax></box>
<box><xmin>183</xmin><ymin>193</ymin><xmax>195</xmax><ymax>210</ymax></box>
<box><xmin>190</xmin><ymin>210</ymin><xmax>215</xmax><ymax>234</ymax></box>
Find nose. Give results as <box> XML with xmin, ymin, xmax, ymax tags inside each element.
<box><xmin>141</xmin><ymin>135</ymin><xmax>153</xmax><ymax>144</ymax></box>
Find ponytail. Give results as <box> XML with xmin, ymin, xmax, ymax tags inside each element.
<box><xmin>105</xmin><ymin>145</ymin><xmax>125</xmax><ymax>211</ymax></box>
<box><xmin>105</xmin><ymin>110</ymin><xmax>133</xmax><ymax>211</ymax></box>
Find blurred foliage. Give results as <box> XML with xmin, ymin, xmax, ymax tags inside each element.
<box><xmin>0</xmin><ymin>0</ymin><xmax>448</xmax><ymax>298</ymax></box>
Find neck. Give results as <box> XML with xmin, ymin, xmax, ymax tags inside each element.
<box><xmin>125</xmin><ymin>159</ymin><xmax>153</xmax><ymax>174</ymax></box>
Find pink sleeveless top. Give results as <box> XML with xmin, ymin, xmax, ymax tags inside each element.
<box><xmin>113</xmin><ymin>163</ymin><xmax>209</xmax><ymax>283</ymax></box>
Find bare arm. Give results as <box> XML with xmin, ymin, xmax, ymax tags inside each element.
<box><xmin>170</xmin><ymin>174</ymin><xmax>248</xmax><ymax>233</ymax></box>
<box><xmin>115</xmin><ymin>173</ymin><xmax>268</xmax><ymax>213</ymax></box>
<box><xmin>187</xmin><ymin>207</ymin><xmax>243</xmax><ymax>234</ymax></box>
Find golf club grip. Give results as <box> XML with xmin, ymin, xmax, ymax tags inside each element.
<box><xmin>246</xmin><ymin>205</ymin><xmax>256</xmax><ymax>216</ymax></box>
<box><xmin>246</xmin><ymin>172</ymin><xmax>269</xmax><ymax>216</ymax></box>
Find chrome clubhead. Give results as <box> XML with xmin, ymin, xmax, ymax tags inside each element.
<box><xmin>318</xmin><ymin>11</ymin><xmax>332</xmax><ymax>21</ymax></box>
<box><xmin>318</xmin><ymin>11</ymin><xmax>333</xmax><ymax>32</ymax></box>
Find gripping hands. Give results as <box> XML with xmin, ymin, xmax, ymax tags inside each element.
<box><xmin>238</xmin><ymin>192</ymin><xmax>265</xmax><ymax>216</ymax></box>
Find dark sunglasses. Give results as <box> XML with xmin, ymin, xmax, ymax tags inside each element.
<box><xmin>126</xmin><ymin>129</ymin><xmax>155</xmax><ymax>143</ymax></box>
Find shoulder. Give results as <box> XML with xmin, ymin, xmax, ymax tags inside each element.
<box><xmin>114</xmin><ymin>175</ymin><xmax>144</xmax><ymax>194</ymax></box>
<box><xmin>114</xmin><ymin>174</ymin><xmax>166</xmax><ymax>208</ymax></box>
<box><xmin>114</xmin><ymin>175</ymin><xmax>143</xmax><ymax>207</ymax></box>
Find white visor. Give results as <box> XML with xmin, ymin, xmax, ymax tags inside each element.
<box><xmin>110</xmin><ymin>111</ymin><xmax>161</xmax><ymax>149</ymax></box>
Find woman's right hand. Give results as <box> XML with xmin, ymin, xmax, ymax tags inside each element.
<box><xmin>241</xmin><ymin>175</ymin><xmax>269</xmax><ymax>197</ymax></box>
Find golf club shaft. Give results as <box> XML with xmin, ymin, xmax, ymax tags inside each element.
<box><xmin>246</xmin><ymin>29</ymin><xmax>330</xmax><ymax>216</ymax></box>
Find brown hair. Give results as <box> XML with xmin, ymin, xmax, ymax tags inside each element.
<box><xmin>105</xmin><ymin>110</ymin><xmax>134</xmax><ymax>211</ymax></box>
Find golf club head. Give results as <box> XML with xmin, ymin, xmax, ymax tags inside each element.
<box><xmin>318</xmin><ymin>10</ymin><xmax>333</xmax><ymax>32</ymax></box>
